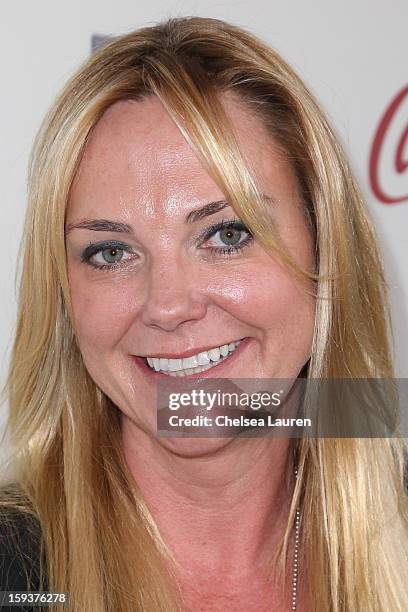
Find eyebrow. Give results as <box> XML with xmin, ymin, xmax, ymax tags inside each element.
<box><xmin>185</xmin><ymin>199</ymin><xmax>229</xmax><ymax>223</ymax></box>
<box><xmin>65</xmin><ymin>195</ymin><xmax>274</xmax><ymax>235</ymax></box>
<box><xmin>65</xmin><ymin>219</ymin><xmax>133</xmax><ymax>235</ymax></box>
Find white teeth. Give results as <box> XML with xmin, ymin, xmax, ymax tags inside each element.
<box><xmin>182</xmin><ymin>355</ymin><xmax>198</xmax><ymax>369</ymax></box>
<box><xmin>144</xmin><ymin>339</ymin><xmax>244</xmax><ymax>375</ymax></box>
<box><xmin>167</xmin><ymin>361</ymin><xmax>215</xmax><ymax>377</ymax></box>
<box><xmin>220</xmin><ymin>344</ymin><xmax>229</xmax><ymax>357</ymax></box>
<box><xmin>159</xmin><ymin>358</ymin><xmax>169</xmax><ymax>371</ymax></box>
<box><xmin>208</xmin><ymin>347</ymin><xmax>221</xmax><ymax>362</ymax></box>
<box><xmin>168</xmin><ymin>358</ymin><xmax>182</xmax><ymax>372</ymax></box>
<box><xmin>197</xmin><ymin>352</ymin><xmax>210</xmax><ymax>366</ymax></box>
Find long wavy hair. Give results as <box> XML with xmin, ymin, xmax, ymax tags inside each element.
<box><xmin>1</xmin><ymin>16</ymin><xmax>407</xmax><ymax>611</ymax></box>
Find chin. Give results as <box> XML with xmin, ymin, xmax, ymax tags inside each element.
<box><xmin>155</xmin><ymin>434</ymin><xmax>236</xmax><ymax>458</ymax></box>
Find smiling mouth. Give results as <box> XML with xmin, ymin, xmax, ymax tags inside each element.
<box><xmin>141</xmin><ymin>339</ymin><xmax>245</xmax><ymax>377</ymax></box>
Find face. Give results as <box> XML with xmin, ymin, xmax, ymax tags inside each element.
<box><xmin>65</xmin><ymin>93</ymin><xmax>315</xmax><ymax>449</ymax></box>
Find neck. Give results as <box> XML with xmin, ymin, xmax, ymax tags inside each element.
<box><xmin>121</xmin><ymin>417</ymin><xmax>296</xmax><ymax>584</ymax></box>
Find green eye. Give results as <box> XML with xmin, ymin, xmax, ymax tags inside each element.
<box><xmin>201</xmin><ymin>219</ymin><xmax>253</xmax><ymax>256</ymax></box>
<box><xmin>99</xmin><ymin>247</ymin><xmax>124</xmax><ymax>264</ymax></box>
<box><xmin>219</xmin><ymin>228</ymin><xmax>242</xmax><ymax>246</ymax></box>
<box><xmin>81</xmin><ymin>240</ymin><xmax>138</xmax><ymax>270</ymax></box>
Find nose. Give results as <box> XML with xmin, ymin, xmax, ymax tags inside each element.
<box><xmin>140</xmin><ymin>258</ymin><xmax>208</xmax><ymax>332</ymax></box>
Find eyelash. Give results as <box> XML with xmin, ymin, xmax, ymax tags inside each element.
<box><xmin>199</xmin><ymin>218</ymin><xmax>253</xmax><ymax>255</ymax></box>
<box><xmin>80</xmin><ymin>218</ymin><xmax>254</xmax><ymax>271</ymax></box>
<box><xmin>80</xmin><ymin>240</ymin><xmax>137</xmax><ymax>271</ymax></box>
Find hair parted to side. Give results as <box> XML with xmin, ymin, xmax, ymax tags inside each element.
<box><xmin>1</xmin><ymin>15</ymin><xmax>407</xmax><ymax>611</ymax></box>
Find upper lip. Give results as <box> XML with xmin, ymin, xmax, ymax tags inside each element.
<box><xmin>136</xmin><ymin>338</ymin><xmax>245</xmax><ymax>360</ymax></box>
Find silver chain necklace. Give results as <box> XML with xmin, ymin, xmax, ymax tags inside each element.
<box><xmin>291</xmin><ymin>464</ymin><xmax>301</xmax><ymax>611</ymax></box>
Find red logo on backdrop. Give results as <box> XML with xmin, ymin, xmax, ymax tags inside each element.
<box><xmin>369</xmin><ymin>85</ymin><xmax>408</xmax><ymax>204</ymax></box>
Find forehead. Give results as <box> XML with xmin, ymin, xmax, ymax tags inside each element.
<box><xmin>67</xmin><ymin>92</ymin><xmax>298</xmax><ymax>222</ymax></box>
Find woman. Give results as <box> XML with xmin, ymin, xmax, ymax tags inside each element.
<box><xmin>1</xmin><ymin>15</ymin><xmax>407</xmax><ymax>611</ymax></box>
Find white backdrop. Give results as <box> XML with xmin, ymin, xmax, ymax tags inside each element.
<box><xmin>1</xmin><ymin>1</ymin><xmax>407</xmax><ymax>461</ymax></box>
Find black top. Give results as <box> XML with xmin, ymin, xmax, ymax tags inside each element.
<box><xmin>0</xmin><ymin>511</ymin><xmax>48</xmax><ymax>611</ymax></box>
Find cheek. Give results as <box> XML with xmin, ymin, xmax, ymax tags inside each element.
<box><xmin>68</xmin><ymin>273</ymin><xmax>140</xmax><ymax>359</ymax></box>
<box><xmin>258</xmin><ymin>268</ymin><xmax>315</xmax><ymax>367</ymax></box>
<box><xmin>210</xmin><ymin>262</ymin><xmax>314</xmax><ymax>331</ymax></box>
<box><xmin>212</xmin><ymin>262</ymin><xmax>315</xmax><ymax>367</ymax></box>
<box><xmin>270</xmin><ymin>280</ymin><xmax>315</xmax><ymax>354</ymax></box>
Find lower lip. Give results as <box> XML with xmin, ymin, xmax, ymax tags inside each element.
<box><xmin>132</xmin><ymin>338</ymin><xmax>252</xmax><ymax>380</ymax></box>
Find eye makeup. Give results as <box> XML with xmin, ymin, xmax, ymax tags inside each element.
<box><xmin>80</xmin><ymin>240</ymin><xmax>139</xmax><ymax>271</ymax></box>
<box><xmin>197</xmin><ymin>217</ymin><xmax>253</xmax><ymax>256</ymax></box>
<box><xmin>79</xmin><ymin>217</ymin><xmax>254</xmax><ymax>271</ymax></box>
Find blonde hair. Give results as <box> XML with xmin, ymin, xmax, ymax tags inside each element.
<box><xmin>1</xmin><ymin>16</ymin><xmax>407</xmax><ymax>611</ymax></box>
